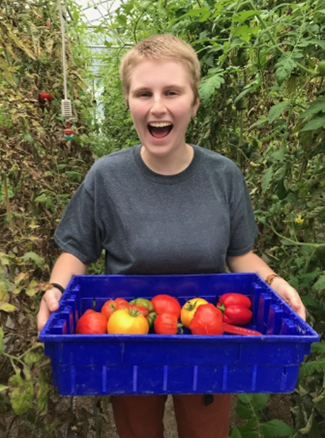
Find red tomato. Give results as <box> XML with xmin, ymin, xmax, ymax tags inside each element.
<box><xmin>101</xmin><ymin>298</ymin><xmax>129</xmax><ymax>320</ymax></box>
<box><xmin>38</xmin><ymin>91</ymin><xmax>54</xmax><ymax>103</ymax></box>
<box><xmin>101</xmin><ymin>300</ymin><xmax>116</xmax><ymax>320</ymax></box>
<box><xmin>154</xmin><ymin>313</ymin><xmax>180</xmax><ymax>335</ymax></box>
<box><xmin>115</xmin><ymin>298</ymin><xmax>129</xmax><ymax>308</ymax></box>
<box><xmin>189</xmin><ymin>304</ymin><xmax>224</xmax><ymax>335</ymax></box>
<box><xmin>76</xmin><ymin>312</ymin><xmax>107</xmax><ymax>334</ymax></box>
<box><xmin>151</xmin><ymin>295</ymin><xmax>181</xmax><ymax>318</ymax></box>
<box><xmin>83</xmin><ymin>309</ymin><xmax>96</xmax><ymax>316</ymax></box>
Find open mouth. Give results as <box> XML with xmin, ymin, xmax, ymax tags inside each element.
<box><xmin>148</xmin><ymin>123</ymin><xmax>173</xmax><ymax>139</ymax></box>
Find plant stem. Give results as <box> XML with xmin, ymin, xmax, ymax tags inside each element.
<box><xmin>2</xmin><ymin>352</ymin><xmax>26</xmax><ymax>368</ymax></box>
<box><xmin>247</xmin><ymin>0</ymin><xmax>316</xmax><ymax>76</ymax></box>
<box><xmin>18</xmin><ymin>343</ymin><xmax>43</xmax><ymax>361</ymax></box>
<box><xmin>269</xmin><ymin>224</ymin><xmax>325</xmax><ymax>248</ymax></box>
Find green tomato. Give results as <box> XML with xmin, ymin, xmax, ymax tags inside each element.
<box><xmin>318</xmin><ymin>61</ymin><xmax>325</xmax><ymax>76</ymax></box>
<box><xmin>129</xmin><ymin>298</ymin><xmax>154</xmax><ymax>313</ymax></box>
<box><xmin>146</xmin><ymin>311</ymin><xmax>157</xmax><ymax>329</ymax></box>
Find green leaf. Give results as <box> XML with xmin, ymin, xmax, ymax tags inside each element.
<box><xmin>35</xmin><ymin>374</ymin><xmax>49</xmax><ymax>412</ymax></box>
<box><xmin>301</xmin><ymin>116</ymin><xmax>325</xmax><ymax>132</ymax></box>
<box><xmin>230</xmin><ymin>427</ymin><xmax>243</xmax><ymax>438</ymax></box>
<box><xmin>312</xmin><ymin>272</ymin><xmax>325</xmax><ymax>294</ymax></box>
<box><xmin>261</xmin><ymin>166</ymin><xmax>273</xmax><ymax>193</ymax></box>
<box><xmin>233</xmin><ymin>10</ymin><xmax>262</xmax><ymax>22</ymax></box>
<box><xmin>20</xmin><ymin>251</ymin><xmax>44</xmax><ymax>268</ymax></box>
<box><xmin>299</xmin><ymin>358</ymin><xmax>325</xmax><ymax>379</ymax></box>
<box><xmin>251</xmin><ymin>393</ymin><xmax>270</xmax><ymax>411</ymax></box>
<box><xmin>23</xmin><ymin>133</ymin><xmax>34</xmax><ymax>143</ymax></box>
<box><xmin>34</xmin><ymin>193</ymin><xmax>48</xmax><ymax>203</ymax></box>
<box><xmin>299</xmin><ymin>97</ymin><xmax>325</xmax><ymax>118</ymax></box>
<box><xmin>273</xmin><ymin>165</ymin><xmax>287</xmax><ymax>182</ymax></box>
<box><xmin>234</xmin><ymin>81</ymin><xmax>261</xmax><ymax>104</ymax></box>
<box><xmin>65</xmin><ymin>171</ymin><xmax>83</xmax><ymax>182</ymax></box>
<box><xmin>260</xmin><ymin>419</ymin><xmax>293</xmax><ymax>437</ymax></box>
<box><xmin>236</xmin><ymin>399</ymin><xmax>253</xmax><ymax>419</ymax></box>
<box><xmin>237</xmin><ymin>394</ymin><xmax>254</xmax><ymax>403</ymax></box>
<box><xmin>24</xmin><ymin>350</ymin><xmax>43</xmax><ymax>366</ymax></box>
<box><xmin>301</xmin><ymin>38</ymin><xmax>325</xmax><ymax>50</ymax></box>
<box><xmin>9</xmin><ymin>372</ymin><xmax>34</xmax><ymax>415</ymax></box>
<box><xmin>0</xmin><ymin>303</ymin><xmax>17</xmax><ymax>312</ymax></box>
<box><xmin>0</xmin><ymin>384</ymin><xmax>8</xmax><ymax>392</ymax></box>
<box><xmin>312</xmin><ymin>341</ymin><xmax>325</xmax><ymax>354</ymax></box>
<box><xmin>0</xmin><ymin>327</ymin><xmax>3</xmax><ymax>354</ymax></box>
<box><xmin>199</xmin><ymin>73</ymin><xmax>225</xmax><ymax>104</ymax></box>
<box><xmin>272</xmin><ymin>146</ymin><xmax>286</xmax><ymax>161</ymax></box>
<box><xmin>295</xmin><ymin>257</ymin><xmax>304</xmax><ymax>269</ymax></box>
<box><xmin>249</xmin><ymin>118</ymin><xmax>268</xmax><ymax>129</ymax></box>
<box><xmin>0</xmin><ymin>252</ymin><xmax>10</xmax><ymax>266</ymax></box>
<box><xmin>233</xmin><ymin>25</ymin><xmax>258</xmax><ymax>42</ymax></box>
<box><xmin>0</xmin><ymin>279</ymin><xmax>9</xmax><ymax>299</ymax></box>
<box><xmin>267</xmin><ymin>101</ymin><xmax>290</xmax><ymax>123</ymax></box>
<box><xmin>275</xmin><ymin>55</ymin><xmax>297</xmax><ymax>85</ymax></box>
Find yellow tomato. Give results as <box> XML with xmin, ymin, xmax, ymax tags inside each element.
<box><xmin>107</xmin><ymin>308</ymin><xmax>149</xmax><ymax>334</ymax></box>
<box><xmin>181</xmin><ymin>298</ymin><xmax>208</xmax><ymax>328</ymax></box>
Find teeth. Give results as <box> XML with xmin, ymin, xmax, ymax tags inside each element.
<box><xmin>149</xmin><ymin>122</ymin><xmax>172</xmax><ymax>128</ymax></box>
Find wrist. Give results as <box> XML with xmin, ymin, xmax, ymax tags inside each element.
<box><xmin>50</xmin><ymin>282</ymin><xmax>65</xmax><ymax>293</ymax></box>
<box><xmin>265</xmin><ymin>274</ymin><xmax>281</xmax><ymax>286</ymax></box>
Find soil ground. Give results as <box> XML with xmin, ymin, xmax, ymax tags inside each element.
<box><xmin>55</xmin><ymin>392</ymin><xmax>293</xmax><ymax>437</ymax></box>
<box><xmin>0</xmin><ymin>391</ymin><xmax>292</xmax><ymax>437</ymax></box>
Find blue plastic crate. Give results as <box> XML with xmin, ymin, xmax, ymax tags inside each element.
<box><xmin>39</xmin><ymin>273</ymin><xmax>319</xmax><ymax>396</ymax></box>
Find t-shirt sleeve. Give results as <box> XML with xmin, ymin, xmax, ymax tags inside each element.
<box><xmin>54</xmin><ymin>170</ymin><xmax>103</xmax><ymax>264</ymax></box>
<box><xmin>227</xmin><ymin>174</ymin><xmax>258</xmax><ymax>257</ymax></box>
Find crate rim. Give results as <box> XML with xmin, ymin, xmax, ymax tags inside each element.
<box><xmin>39</xmin><ymin>272</ymin><xmax>320</xmax><ymax>343</ymax></box>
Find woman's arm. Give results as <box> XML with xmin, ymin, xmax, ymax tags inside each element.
<box><xmin>226</xmin><ymin>250</ymin><xmax>306</xmax><ymax>320</ymax></box>
<box><xmin>37</xmin><ymin>252</ymin><xmax>88</xmax><ymax>332</ymax></box>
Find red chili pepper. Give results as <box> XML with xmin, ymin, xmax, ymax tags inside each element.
<box><xmin>223</xmin><ymin>323</ymin><xmax>261</xmax><ymax>336</ymax></box>
<box><xmin>217</xmin><ymin>293</ymin><xmax>252</xmax><ymax>325</ymax></box>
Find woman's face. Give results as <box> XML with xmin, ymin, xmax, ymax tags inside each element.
<box><xmin>128</xmin><ymin>59</ymin><xmax>199</xmax><ymax>160</ymax></box>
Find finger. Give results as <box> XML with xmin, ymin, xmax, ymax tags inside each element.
<box><xmin>295</xmin><ymin>304</ymin><xmax>306</xmax><ymax>321</ymax></box>
<box><xmin>37</xmin><ymin>298</ymin><xmax>50</xmax><ymax>333</ymax></box>
<box><xmin>288</xmin><ymin>293</ymin><xmax>306</xmax><ymax>321</ymax></box>
<box><xmin>43</xmin><ymin>289</ymin><xmax>62</xmax><ymax>312</ymax></box>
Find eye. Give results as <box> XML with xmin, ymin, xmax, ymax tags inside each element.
<box><xmin>137</xmin><ymin>92</ymin><xmax>151</xmax><ymax>98</ymax></box>
<box><xmin>166</xmin><ymin>90</ymin><xmax>178</xmax><ymax>96</ymax></box>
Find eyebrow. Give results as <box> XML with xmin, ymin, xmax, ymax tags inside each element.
<box><xmin>131</xmin><ymin>85</ymin><xmax>186</xmax><ymax>94</ymax></box>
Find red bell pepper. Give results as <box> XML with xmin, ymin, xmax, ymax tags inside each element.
<box><xmin>223</xmin><ymin>323</ymin><xmax>262</xmax><ymax>336</ymax></box>
<box><xmin>217</xmin><ymin>293</ymin><xmax>252</xmax><ymax>325</ymax></box>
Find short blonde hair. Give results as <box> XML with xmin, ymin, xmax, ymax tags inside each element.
<box><xmin>119</xmin><ymin>34</ymin><xmax>201</xmax><ymax>104</ymax></box>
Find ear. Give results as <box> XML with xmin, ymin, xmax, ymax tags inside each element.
<box><xmin>191</xmin><ymin>96</ymin><xmax>200</xmax><ymax>117</ymax></box>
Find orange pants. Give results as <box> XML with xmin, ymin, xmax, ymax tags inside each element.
<box><xmin>111</xmin><ymin>393</ymin><xmax>231</xmax><ymax>438</ymax></box>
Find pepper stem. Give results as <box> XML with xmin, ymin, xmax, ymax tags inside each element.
<box><xmin>217</xmin><ymin>304</ymin><xmax>225</xmax><ymax>313</ymax></box>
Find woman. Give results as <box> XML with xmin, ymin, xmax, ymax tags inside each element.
<box><xmin>37</xmin><ymin>34</ymin><xmax>305</xmax><ymax>438</ymax></box>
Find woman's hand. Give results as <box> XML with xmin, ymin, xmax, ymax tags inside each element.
<box><xmin>271</xmin><ymin>277</ymin><xmax>306</xmax><ymax>320</ymax></box>
<box><xmin>37</xmin><ymin>287</ymin><xmax>62</xmax><ymax>334</ymax></box>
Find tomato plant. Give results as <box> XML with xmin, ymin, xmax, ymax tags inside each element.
<box><xmin>151</xmin><ymin>295</ymin><xmax>181</xmax><ymax>318</ymax></box>
<box><xmin>76</xmin><ymin>312</ymin><xmax>107</xmax><ymax>334</ymax></box>
<box><xmin>180</xmin><ymin>298</ymin><xmax>208</xmax><ymax>328</ymax></box>
<box><xmin>107</xmin><ymin>308</ymin><xmax>149</xmax><ymax>334</ymax></box>
<box><xmin>189</xmin><ymin>304</ymin><xmax>223</xmax><ymax>335</ymax></box>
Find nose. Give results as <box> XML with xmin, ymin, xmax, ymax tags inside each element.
<box><xmin>150</xmin><ymin>95</ymin><xmax>166</xmax><ymax>115</ymax></box>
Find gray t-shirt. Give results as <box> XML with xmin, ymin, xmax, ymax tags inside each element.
<box><xmin>54</xmin><ymin>144</ymin><xmax>258</xmax><ymax>275</ymax></box>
